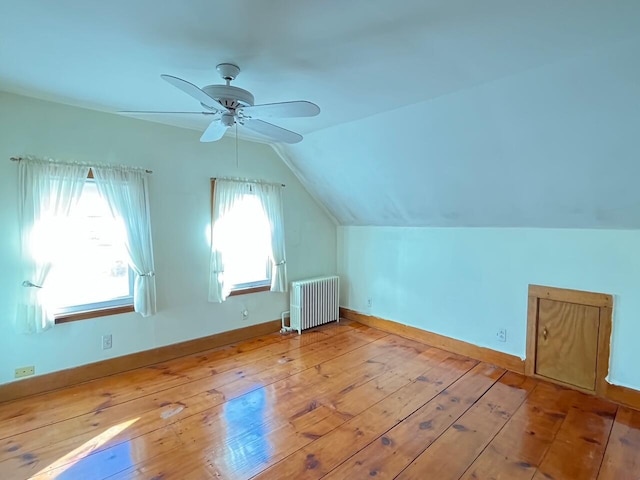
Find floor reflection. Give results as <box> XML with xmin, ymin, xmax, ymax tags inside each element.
<box><xmin>222</xmin><ymin>388</ymin><xmax>269</xmax><ymax>472</ymax></box>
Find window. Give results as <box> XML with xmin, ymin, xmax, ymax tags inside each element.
<box><xmin>209</xmin><ymin>178</ymin><xmax>287</xmax><ymax>303</ymax></box>
<box><xmin>47</xmin><ymin>180</ymin><xmax>134</xmax><ymax>322</ymax></box>
<box><xmin>212</xmin><ymin>183</ymin><xmax>272</xmax><ymax>295</ymax></box>
<box><xmin>17</xmin><ymin>158</ymin><xmax>155</xmax><ymax>333</ymax></box>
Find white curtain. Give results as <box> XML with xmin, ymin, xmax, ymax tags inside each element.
<box><xmin>92</xmin><ymin>167</ymin><xmax>157</xmax><ymax>317</ymax></box>
<box><xmin>254</xmin><ymin>183</ymin><xmax>288</xmax><ymax>292</ymax></box>
<box><xmin>17</xmin><ymin>159</ymin><xmax>89</xmax><ymax>333</ymax></box>
<box><xmin>208</xmin><ymin>180</ymin><xmax>247</xmax><ymax>302</ymax></box>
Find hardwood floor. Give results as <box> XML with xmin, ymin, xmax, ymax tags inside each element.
<box><xmin>1</xmin><ymin>320</ymin><xmax>638</xmax><ymax>479</ymax></box>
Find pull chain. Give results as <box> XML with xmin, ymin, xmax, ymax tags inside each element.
<box><xmin>235</xmin><ymin>121</ymin><xmax>239</xmax><ymax>169</ymax></box>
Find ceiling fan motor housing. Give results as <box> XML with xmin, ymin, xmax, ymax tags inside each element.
<box><xmin>201</xmin><ymin>85</ymin><xmax>255</xmax><ymax>111</ymax></box>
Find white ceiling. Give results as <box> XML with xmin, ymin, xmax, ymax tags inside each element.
<box><xmin>2</xmin><ymin>1</ymin><xmax>640</xmax><ymax>227</ymax></box>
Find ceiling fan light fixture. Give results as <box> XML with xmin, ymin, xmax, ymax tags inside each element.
<box><xmin>221</xmin><ymin>112</ymin><xmax>235</xmax><ymax>127</ymax></box>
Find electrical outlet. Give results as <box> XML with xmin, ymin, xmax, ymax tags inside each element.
<box><xmin>366</xmin><ymin>297</ymin><xmax>373</xmax><ymax>308</ymax></box>
<box><xmin>497</xmin><ymin>328</ymin><xmax>507</xmax><ymax>343</ymax></box>
<box><xmin>242</xmin><ymin>309</ymin><xmax>249</xmax><ymax>320</ymax></box>
<box><xmin>102</xmin><ymin>334</ymin><xmax>113</xmax><ymax>350</ymax></box>
<box><xmin>15</xmin><ymin>366</ymin><xmax>35</xmax><ymax>378</ymax></box>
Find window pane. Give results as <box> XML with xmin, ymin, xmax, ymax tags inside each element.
<box><xmin>47</xmin><ymin>182</ymin><xmax>132</xmax><ymax>313</ymax></box>
<box><xmin>214</xmin><ymin>193</ymin><xmax>272</xmax><ymax>289</ymax></box>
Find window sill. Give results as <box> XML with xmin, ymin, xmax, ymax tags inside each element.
<box><xmin>229</xmin><ymin>285</ymin><xmax>271</xmax><ymax>297</ymax></box>
<box><xmin>55</xmin><ymin>304</ymin><xmax>135</xmax><ymax>324</ymax></box>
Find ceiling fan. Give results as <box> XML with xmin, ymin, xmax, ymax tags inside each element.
<box><xmin>121</xmin><ymin>63</ymin><xmax>320</xmax><ymax>144</ymax></box>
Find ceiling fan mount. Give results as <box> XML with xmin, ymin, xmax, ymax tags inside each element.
<box><xmin>120</xmin><ymin>62</ymin><xmax>320</xmax><ymax>144</ymax></box>
<box><xmin>216</xmin><ymin>63</ymin><xmax>240</xmax><ymax>82</ymax></box>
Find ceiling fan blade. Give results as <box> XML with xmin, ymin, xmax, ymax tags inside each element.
<box><xmin>238</xmin><ymin>101</ymin><xmax>320</xmax><ymax>119</ymax></box>
<box><xmin>200</xmin><ymin>119</ymin><xmax>227</xmax><ymax>142</ymax></box>
<box><xmin>242</xmin><ymin>119</ymin><xmax>303</xmax><ymax>144</ymax></box>
<box><xmin>118</xmin><ymin>111</ymin><xmax>217</xmax><ymax>115</ymax></box>
<box><xmin>161</xmin><ymin>74</ymin><xmax>228</xmax><ymax>112</ymax></box>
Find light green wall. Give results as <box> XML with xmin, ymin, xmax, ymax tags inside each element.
<box><xmin>339</xmin><ymin>226</ymin><xmax>640</xmax><ymax>390</ymax></box>
<box><xmin>0</xmin><ymin>92</ymin><xmax>337</xmax><ymax>385</ymax></box>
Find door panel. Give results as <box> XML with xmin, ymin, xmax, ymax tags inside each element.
<box><xmin>535</xmin><ymin>299</ymin><xmax>600</xmax><ymax>391</ymax></box>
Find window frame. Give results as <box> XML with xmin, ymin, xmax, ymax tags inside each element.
<box><xmin>55</xmin><ymin>304</ymin><xmax>135</xmax><ymax>324</ymax></box>
<box><xmin>53</xmin><ymin>169</ymin><xmax>135</xmax><ymax>324</ymax></box>
<box><xmin>228</xmin><ymin>285</ymin><xmax>271</xmax><ymax>297</ymax></box>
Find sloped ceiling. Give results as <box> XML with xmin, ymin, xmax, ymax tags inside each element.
<box><xmin>2</xmin><ymin>1</ymin><xmax>640</xmax><ymax>227</ymax></box>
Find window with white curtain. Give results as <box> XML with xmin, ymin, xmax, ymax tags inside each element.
<box><xmin>209</xmin><ymin>178</ymin><xmax>287</xmax><ymax>303</ymax></box>
<box><xmin>16</xmin><ymin>158</ymin><xmax>156</xmax><ymax>332</ymax></box>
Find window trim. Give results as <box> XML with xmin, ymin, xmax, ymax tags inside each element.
<box><xmin>228</xmin><ymin>285</ymin><xmax>271</xmax><ymax>297</ymax></box>
<box><xmin>55</xmin><ymin>304</ymin><xmax>134</xmax><ymax>324</ymax></box>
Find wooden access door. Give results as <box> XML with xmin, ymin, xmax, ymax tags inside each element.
<box><xmin>535</xmin><ymin>299</ymin><xmax>600</xmax><ymax>390</ymax></box>
<box><xmin>526</xmin><ymin>285</ymin><xmax>613</xmax><ymax>395</ymax></box>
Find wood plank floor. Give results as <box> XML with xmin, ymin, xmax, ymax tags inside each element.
<box><xmin>1</xmin><ymin>320</ymin><xmax>638</xmax><ymax>479</ymax></box>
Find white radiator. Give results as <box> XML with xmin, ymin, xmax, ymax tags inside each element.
<box><xmin>290</xmin><ymin>276</ymin><xmax>340</xmax><ymax>333</ymax></box>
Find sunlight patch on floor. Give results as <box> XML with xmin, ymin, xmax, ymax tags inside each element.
<box><xmin>30</xmin><ymin>417</ymin><xmax>139</xmax><ymax>479</ymax></box>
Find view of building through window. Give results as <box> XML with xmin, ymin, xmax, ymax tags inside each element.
<box><xmin>46</xmin><ymin>181</ymin><xmax>133</xmax><ymax>315</ymax></box>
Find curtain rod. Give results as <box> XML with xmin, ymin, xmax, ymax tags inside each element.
<box><xmin>9</xmin><ymin>157</ymin><xmax>153</xmax><ymax>174</ymax></box>
<box><xmin>213</xmin><ymin>176</ymin><xmax>285</xmax><ymax>187</ymax></box>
